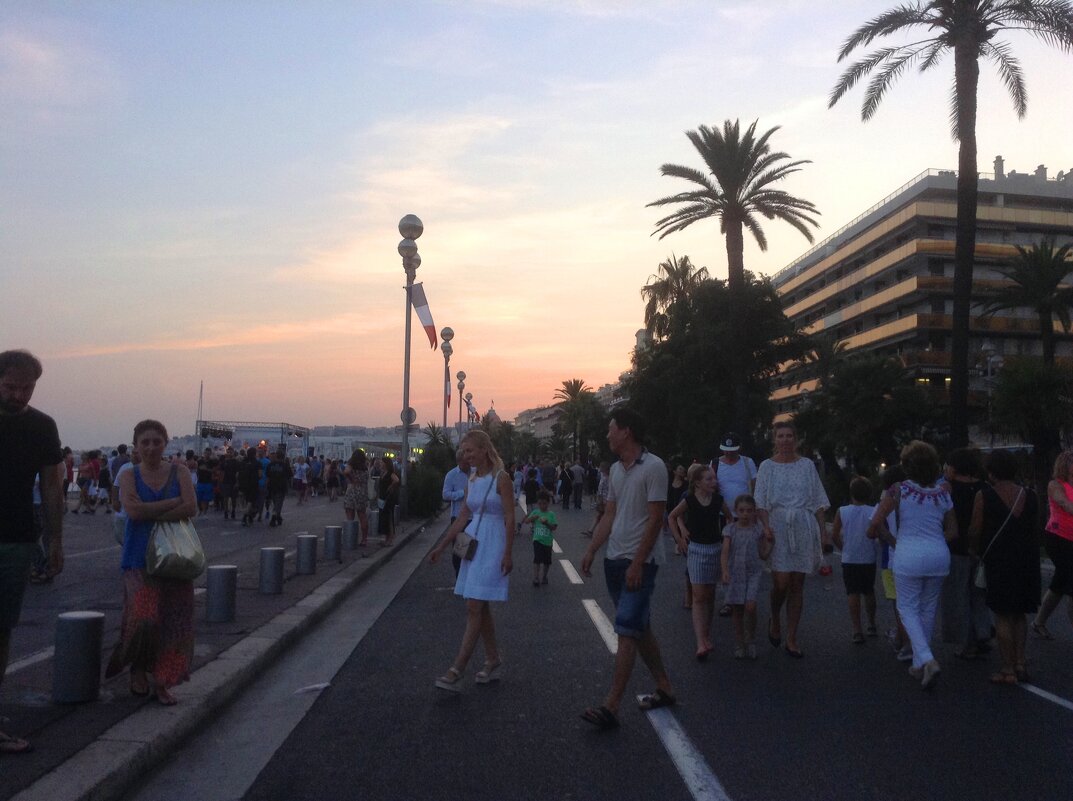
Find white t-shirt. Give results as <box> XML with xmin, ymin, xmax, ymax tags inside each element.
<box><xmin>606</xmin><ymin>450</ymin><xmax>667</xmax><ymax>565</ymax></box>
<box><xmin>714</xmin><ymin>456</ymin><xmax>757</xmax><ymax>507</ymax></box>
<box><xmin>891</xmin><ymin>481</ymin><xmax>953</xmax><ymax>577</ymax></box>
<box><xmin>114</xmin><ymin>461</ymin><xmax>135</xmax><ymax>519</ymax></box>
<box><xmin>294</xmin><ymin>463</ymin><xmax>309</xmax><ymax>483</ymax></box>
<box><xmin>839</xmin><ymin>504</ymin><xmax>880</xmax><ymax>565</ymax></box>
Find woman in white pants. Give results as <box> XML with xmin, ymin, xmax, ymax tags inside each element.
<box><xmin>869</xmin><ymin>441</ymin><xmax>956</xmax><ymax>690</ymax></box>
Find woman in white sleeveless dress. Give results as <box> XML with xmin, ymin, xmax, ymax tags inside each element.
<box><xmin>429</xmin><ymin>430</ymin><xmax>516</xmax><ymax>691</ymax></box>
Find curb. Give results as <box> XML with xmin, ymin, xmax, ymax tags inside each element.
<box><xmin>11</xmin><ymin>516</ymin><xmax>438</xmax><ymax>801</ymax></box>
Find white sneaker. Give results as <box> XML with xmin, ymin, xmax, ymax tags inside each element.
<box><xmin>896</xmin><ymin>646</ymin><xmax>913</xmax><ymax>662</ymax></box>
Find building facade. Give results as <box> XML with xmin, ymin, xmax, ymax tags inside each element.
<box><xmin>770</xmin><ymin>158</ymin><xmax>1073</xmax><ymax>427</ymax></box>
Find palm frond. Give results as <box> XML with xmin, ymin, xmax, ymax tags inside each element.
<box><xmin>862</xmin><ymin>43</ymin><xmax>932</xmax><ymax>120</ymax></box>
<box><xmin>982</xmin><ymin>39</ymin><xmax>1028</xmax><ymax>116</ymax></box>
<box><xmin>836</xmin><ymin>3</ymin><xmax>936</xmax><ymax>60</ymax></box>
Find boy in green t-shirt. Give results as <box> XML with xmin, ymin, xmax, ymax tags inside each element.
<box><xmin>524</xmin><ymin>490</ymin><xmax>558</xmax><ymax>586</ymax></box>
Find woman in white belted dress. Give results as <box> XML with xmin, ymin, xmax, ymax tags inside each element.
<box><xmin>754</xmin><ymin>421</ymin><xmax>829</xmax><ymax>658</ymax></box>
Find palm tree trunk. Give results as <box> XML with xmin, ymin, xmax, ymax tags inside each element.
<box><xmin>725</xmin><ymin>218</ymin><xmax>745</xmax><ymax>291</ymax></box>
<box><xmin>1041</xmin><ymin>310</ymin><xmax>1055</xmax><ymax>366</ymax></box>
<box><xmin>949</xmin><ymin>39</ymin><xmax>980</xmax><ymax>448</ymax></box>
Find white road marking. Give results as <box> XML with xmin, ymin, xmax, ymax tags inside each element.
<box><xmin>552</xmin><ymin>540</ymin><xmax>563</xmax><ymax>554</ymax></box>
<box><xmin>559</xmin><ymin>559</ymin><xmax>583</xmax><ymax>584</ymax></box>
<box><xmin>582</xmin><ymin>599</ymin><xmax>618</xmax><ymax>654</ymax></box>
<box><xmin>5</xmin><ymin>647</ymin><xmax>54</xmax><ymax>676</ymax></box>
<box><xmin>1020</xmin><ymin>682</ymin><xmax>1073</xmax><ymax>713</ymax></box>
<box><xmin>67</xmin><ymin>544</ymin><xmax>121</xmax><ymax>559</ymax></box>
<box><xmin>640</xmin><ymin>698</ymin><xmax>734</xmax><ymax>801</ymax></box>
<box><xmin>581</xmin><ymin>598</ymin><xmax>733</xmax><ymax>800</ymax></box>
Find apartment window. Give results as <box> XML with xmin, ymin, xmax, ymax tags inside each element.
<box><xmin>931</xmin><ymin>299</ymin><xmax>945</xmax><ymax>314</ymax></box>
<box><xmin>928</xmin><ymin>258</ymin><xmax>944</xmax><ymax>276</ymax></box>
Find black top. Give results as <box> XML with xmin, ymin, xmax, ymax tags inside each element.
<box><xmin>0</xmin><ymin>407</ymin><xmax>62</xmax><ymax>543</ymax></box>
<box><xmin>947</xmin><ymin>478</ymin><xmax>986</xmax><ymax>556</ymax></box>
<box><xmin>222</xmin><ymin>457</ymin><xmax>241</xmax><ymax>484</ymax></box>
<box><xmin>684</xmin><ymin>493</ymin><xmax>724</xmax><ymax>545</ymax></box>
<box><xmin>981</xmin><ymin>484</ymin><xmax>1041</xmax><ymax>615</ymax></box>
<box><xmin>265</xmin><ymin>460</ymin><xmax>292</xmax><ymax>493</ymax></box>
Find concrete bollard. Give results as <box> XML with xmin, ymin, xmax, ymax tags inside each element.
<box><xmin>324</xmin><ymin>526</ymin><xmax>342</xmax><ymax>562</ymax></box>
<box><xmin>296</xmin><ymin>533</ymin><xmax>317</xmax><ymax>575</ymax></box>
<box><xmin>206</xmin><ymin>565</ymin><xmax>238</xmax><ymax>622</ymax></box>
<box><xmin>260</xmin><ymin>547</ymin><xmax>285</xmax><ymax>594</ymax></box>
<box><xmin>343</xmin><ymin>520</ymin><xmax>360</xmax><ymax>550</ymax></box>
<box><xmin>52</xmin><ymin>611</ymin><xmax>105</xmax><ymax>704</ymax></box>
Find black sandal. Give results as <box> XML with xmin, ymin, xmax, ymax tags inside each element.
<box><xmin>581</xmin><ymin>705</ymin><xmax>619</xmax><ymax>729</ymax></box>
<box><xmin>638</xmin><ymin>688</ymin><xmax>677</xmax><ymax>710</ymax></box>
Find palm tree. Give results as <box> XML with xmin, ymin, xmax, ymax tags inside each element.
<box><xmin>422</xmin><ymin>422</ymin><xmax>450</xmax><ymax>448</ymax></box>
<box><xmin>553</xmin><ymin>378</ymin><xmax>593</xmax><ymax>461</ymax></box>
<box><xmin>829</xmin><ymin>0</ymin><xmax>1073</xmax><ymax>447</ymax></box>
<box><xmin>978</xmin><ymin>239</ymin><xmax>1073</xmax><ymax>365</ymax></box>
<box><xmin>647</xmin><ymin>119</ymin><xmax>820</xmax><ymax>291</ymax></box>
<box><xmin>641</xmin><ymin>254</ymin><xmax>710</xmax><ymax>339</ymax></box>
<box><xmin>795</xmin><ymin>331</ymin><xmax>849</xmax><ymax>390</ymax></box>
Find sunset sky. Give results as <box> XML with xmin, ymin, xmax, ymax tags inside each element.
<box><xmin>3</xmin><ymin>1</ymin><xmax>1072</xmax><ymax>448</ymax></box>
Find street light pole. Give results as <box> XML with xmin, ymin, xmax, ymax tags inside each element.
<box><xmin>441</xmin><ymin>327</ymin><xmax>454</xmax><ymax>432</ymax></box>
<box><xmin>398</xmin><ymin>213</ymin><xmax>423</xmax><ymax>518</ymax></box>
<box><xmin>457</xmin><ymin>371</ymin><xmax>466</xmax><ymax>430</ymax></box>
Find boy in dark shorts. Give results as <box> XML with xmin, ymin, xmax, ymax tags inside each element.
<box><xmin>524</xmin><ymin>490</ymin><xmax>557</xmax><ymax>586</ymax></box>
<box><xmin>832</xmin><ymin>476</ymin><xmax>880</xmax><ymax>643</ymax></box>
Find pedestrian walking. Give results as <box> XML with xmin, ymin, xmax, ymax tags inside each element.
<box><xmin>831</xmin><ymin>477</ymin><xmax>880</xmax><ymax>643</ymax></box>
<box><xmin>1031</xmin><ymin>450</ymin><xmax>1073</xmax><ymax>640</ymax></box>
<box><xmin>343</xmin><ymin>450</ymin><xmax>371</xmax><ymax>547</ymax></box>
<box><xmin>524</xmin><ymin>490</ymin><xmax>558</xmax><ymax>586</ymax></box>
<box><xmin>720</xmin><ymin>495</ymin><xmax>771</xmax><ymax>659</ymax></box>
<box><xmin>580</xmin><ymin>408</ymin><xmax>676</xmax><ymax>729</ymax></box>
<box><xmin>428</xmin><ymin>430</ymin><xmax>515</xmax><ymax>691</ymax></box>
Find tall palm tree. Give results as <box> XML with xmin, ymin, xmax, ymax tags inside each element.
<box><xmin>646</xmin><ymin>119</ymin><xmax>820</xmax><ymax>291</ymax></box>
<box><xmin>829</xmin><ymin>0</ymin><xmax>1073</xmax><ymax>446</ymax></box>
<box><xmin>641</xmin><ymin>254</ymin><xmax>710</xmax><ymax>339</ymax></box>
<box><xmin>553</xmin><ymin>378</ymin><xmax>593</xmax><ymax>461</ymax></box>
<box><xmin>978</xmin><ymin>239</ymin><xmax>1073</xmax><ymax>365</ymax></box>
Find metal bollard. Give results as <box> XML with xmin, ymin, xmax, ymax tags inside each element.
<box><xmin>260</xmin><ymin>547</ymin><xmax>285</xmax><ymax>594</ymax></box>
<box><xmin>324</xmin><ymin>526</ymin><xmax>342</xmax><ymax>562</ymax></box>
<box><xmin>52</xmin><ymin>611</ymin><xmax>105</xmax><ymax>704</ymax></box>
<box><xmin>206</xmin><ymin>564</ymin><xmax>238</xmax><ymax>622</ymax></box>
<box><xmin>296</xmin><ymin>533</ymin><xmax>317</xmax><ymax>575</ymax></box>
<box><xmin>343</xmin><ymin>520</ymin><xmax>360</xmax><ymax>550</ymax></box>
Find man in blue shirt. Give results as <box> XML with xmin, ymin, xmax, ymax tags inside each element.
<box><xmin>440</xmin><ymin>449</ymin><xmax>471</xmax><ymax>576</ymax></box>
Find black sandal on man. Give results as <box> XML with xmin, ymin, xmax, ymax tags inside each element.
<box><xmin>581</xmin><ymin>705</ymin><xmax>619</xmax><ymax>729</ymax></box>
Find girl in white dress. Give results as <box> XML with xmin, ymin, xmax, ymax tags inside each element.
<box><xmin>754</xmin><ymin>421</ymin><xmax>829</xmax><ymax>658</ymax></box>
<box><xmin>429</xmin><ymin>430</ymin><xmax>516</xmax><ymax>692</ymax></box>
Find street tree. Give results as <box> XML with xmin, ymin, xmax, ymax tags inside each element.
<box><xmin>647</xmin><ymin>119</ymin><xmax>820</xmax><ymax>292</ymax></box>
<box><xmin>641</xmin><ymin>254</ymin><xmax>710</xmax><ymax>340</ymax></box>
<box><xmin>978</xmin><ymin>238</ymin><xmax>1073</xmax><ymax>365</ymax></box>
<box><xmin>829</xmin><ymin>0</ymin><xmax>1073</xmax><ymax>447</ymax></box>
<box><xmin>624</xmin><ymin>273</ymin><xmax>806</xmax><ymax>458</ymax></box>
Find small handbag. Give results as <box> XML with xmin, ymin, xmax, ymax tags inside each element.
<box><xmin>452</xmin><ymin>470</ymin><xmax>499</xmax><ymax>562</ymax></box>
<box><xmin>146</xmin><ymin>466</ymin><xmax>206</xmax><ymax>581</ymax></box>
<box><xmin>975</xmin><ymin>487</ymin><xmax>1023</xmax><ymax>590</ymax></box>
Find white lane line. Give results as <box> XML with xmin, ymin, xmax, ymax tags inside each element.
<box><xmin>582</xmin><ymin>599</ymin><xmax>618</xmax><ymax>655</ymax></box>
<box><xmin>559</xmin><ymin>559</ymin><xmax>583</xmax><ymax>585</ymax></box>
<box><xmin>1020</xmin><ymin>682</ymin><xmax>1073</xmax><ymax>713</ymax></box>
<box><xmin>67</xmin><ymin>544</ymin><xmax>121</xmax><ymax>559</ymax></box>
<box><xmin>552</xmin><ymin>540</ymin><xmax>563</xmax><ymax>554</ymax></box>
<box><xmin>640</xmin><ymin>698</ymin><xmax>733</xmax><ymax>801</ymax></box>
<box><xmin>5</xmin><ymin>647</ymin><xmax>54</xmax><ymax>676</ymax></box>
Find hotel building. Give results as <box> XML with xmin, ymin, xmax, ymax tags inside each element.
<box><xmin>770</xmin><ymin>157</ymin><xmax>1073</xmax><ymax>429</ymax></box>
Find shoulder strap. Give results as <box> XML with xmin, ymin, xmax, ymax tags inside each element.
<box><xmin>163</xmin><ymin>464</ymin><xmax>179</xmax><ymax>499</ymax></box>
<box><xmin>981</xmin><ymin>487</ymin><xmax>1024</xmax><ymax>561</ymax></box>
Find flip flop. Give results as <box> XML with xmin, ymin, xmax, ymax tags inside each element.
<box><xmin>638</xmin><ymin>688</ymin><xmax>677</xmax><ymax>710</ymax></box>
<box><xmin>580</xmin><ymin>705</ymin><xmax>619</xmax><ymax>730</ymax></box>
<box><xmin>0</xmin><ymin>733</ymin><xmax>34</xmax><ymax>755</ymax></box>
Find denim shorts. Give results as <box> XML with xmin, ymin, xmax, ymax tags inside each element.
<box><xmin>604</xmin><ymin>558</ymin><xmax>659</xmax><ymax>639</ymax></box>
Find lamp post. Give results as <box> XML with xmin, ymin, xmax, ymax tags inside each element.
<box><xmin>441</xmin><ymin>327</ymin><xmax>454</xmax><ymax>432</ymax></box>
<box><xmin>457</xmin><ymin>371</ymin><xmax>466</xmax><ymax>430</ymax></box>
<box><xmin>398</xmin><ymin>213</ymin><xmax>423</xmax><ymax>518</ymax></box>
<box><xmin>465</xmin><ymin>392</ymin><xmax>474</xmax><ymax>426</ymax></box>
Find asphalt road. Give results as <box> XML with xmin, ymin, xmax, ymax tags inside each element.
<box><xmin>211</xmin><ymin>502</ymin><xmax>1073</xmax><ymax>801</ymax></box>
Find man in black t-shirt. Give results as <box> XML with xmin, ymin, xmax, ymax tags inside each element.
<box><xmin>0</xmin><ymin>350</ymin><xmax>63</xmax><ymax>755</ymax></box>
<box><xmin>264</xmin><ymin>450</ymin><xmax>293</xmax><ymax>527</ymax></box>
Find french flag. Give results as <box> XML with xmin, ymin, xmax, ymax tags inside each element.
<box><xmin>410</xmin><ymin>283</ymin><xmax>437</xmax><ymax>349</ymax></box>
<box><xmin>446</xmin><ymin>376</ymin><xmax>451</xmax><ymax>408</ymax></box>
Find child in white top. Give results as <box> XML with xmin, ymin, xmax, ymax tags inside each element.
<box><xmin>832</xmin><ymin>477</ymin><xmax>880</xmax><ymax>643</ymax></box>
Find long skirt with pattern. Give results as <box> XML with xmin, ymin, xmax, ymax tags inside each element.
<box><xmin>105</xmin><ymin>569</ymin><xmax>194</xmax><ymax>689</ymax></box>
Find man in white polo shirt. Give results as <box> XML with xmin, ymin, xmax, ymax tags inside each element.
<box><xmin>580</xmin><ymin>408</ymin><xmax>676</xmax><ymax>729</ymax></box>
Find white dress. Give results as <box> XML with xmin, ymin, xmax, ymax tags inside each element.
<box><xmin>454</xmin><ymin>471</ymin><xmax>509</xmax><ymax>602</ymax></box>
<box><xmin>754</xmin><ymin>457</ymin><xmax>830</xmax><ymax>574</ymax></box>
